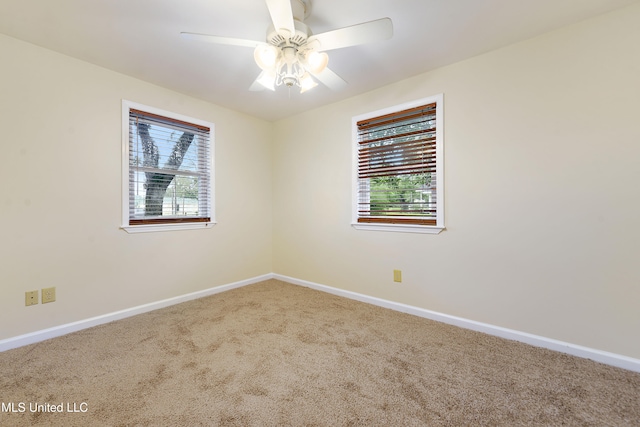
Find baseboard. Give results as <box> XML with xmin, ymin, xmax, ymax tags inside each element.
<box><xmin>273</xmin><ymin>274</ymin><xmax>640</xmax><ymax>373</ymax></box>
<box><xmin>0</xmin><ymin>273</ymin><xmax>274</xmax><ymax>353</ymax></box>
<box><xmin>4</xmin><ymin>272</ymin><xmax>639</xmax><ymax>373</ymax></box>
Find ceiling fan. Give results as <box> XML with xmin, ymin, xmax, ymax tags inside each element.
<box><xmin>181</xmin><ymin>0</ymin><xmax>393</xmax><ymax>93</ymax></box>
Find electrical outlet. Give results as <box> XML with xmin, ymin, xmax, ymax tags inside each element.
<box><xmin>393</xmin><ymin>269</ymin><xmax>402</xmax><ymax>283</ymax></box>
<box><xmin>42</xmin><ymin>287</ymin><xmax>56</xmax><ymax>304</ymax></box>
<box><xmin>25</xmin><ymin>290</ymin><xmax>39</xmax><ymax>306</ymax></box>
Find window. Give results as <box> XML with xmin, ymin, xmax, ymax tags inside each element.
<box><xmin>352</xmin><ymin>95</ymin><xmax>444</xmax><ymax>234</ymax></box>
<box><xmin>121</xmin><ymin>101</ymin><xmax>215</xmax><ymax>233</ymax></box>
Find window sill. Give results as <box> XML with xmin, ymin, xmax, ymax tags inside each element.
<box><xmin>351</xmin><ymin>223</ymin><xmax>445</xmax><ymax>234</ymax></box>
<box><xmin>121</xmin><ymin>221</ymin><xmax>216</xmax><ymax>234</ymax></box>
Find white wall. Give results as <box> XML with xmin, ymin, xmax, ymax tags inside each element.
<box><xmin>272</xmin><ymin>4</ymin><xmax>640</xmax><ymax>359</ymax></box>
<box><xmin>0</xmin><ymin>34</ymin><xmax>273</xmax><ymax>340</ymax></box>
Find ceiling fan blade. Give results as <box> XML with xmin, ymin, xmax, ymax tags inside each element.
<box><xmin>265</xmin><ymin>0</ymin><xmax>295</xmax><ymax>35</ymax></box>
<box><xmin>180</xmin><ymin>32</ymin><xmax>262</xmax><ymax>48</ymax></box>
<box><xmin>310</xmin><ymin>67</ymin><xmax>348</xmax><ymax>91</ymax></box>
<box><xmin>308</xmin><ymin>18</ymin><xmax>393</xmax><ymax>51</ymax></box>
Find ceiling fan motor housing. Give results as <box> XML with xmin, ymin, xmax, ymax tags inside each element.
<box><xmin>266</xmin><ymin>20</ymin><xmax>310</xmax><ymax>48</ymax></box>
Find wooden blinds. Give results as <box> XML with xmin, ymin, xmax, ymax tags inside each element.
<box><xmin>356</xmin><ymin>102</ymin><xmax>437</xmax><ymax>225</ymax></box>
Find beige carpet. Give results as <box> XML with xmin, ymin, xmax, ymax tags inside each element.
<box><xmin>1</xmin><ymin>279</ymin><xmax>639</xmax><ymax>426</ymax></box>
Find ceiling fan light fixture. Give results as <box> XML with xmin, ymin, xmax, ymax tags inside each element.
<box><xmin>305</xmin><ymin>51</ymin><xmax>328</xmax><ymax>74</ymax></box>
<box><xmin>254</xmin><ymin>44</ymin><xmax>280</xmax><ymax>71</ymax></box>
<box><xmin>256</xmin><ymin>70</ymin><xmax>277</xmax><ymax>90</ymax></box>
<box><xmin>299</xmin><ymin>72</ymin><xmax>318</xmax><ymax>93</ymax></box>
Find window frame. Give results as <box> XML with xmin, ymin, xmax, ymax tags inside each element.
<box><xmin>121</xmin><ymin>100</ymin><xmax>216</xmax><ymax>233</ymax></box>
<box><xmin>351</xmin><ymin>94</ymin><xmax>445</xmax><ymax>234</ymax></box>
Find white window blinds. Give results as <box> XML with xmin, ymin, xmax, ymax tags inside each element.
<box><xmin>128</xmin><ymin>108</ymin><xmax>211</xmax><ymax>225</ymax></box>
<box><xmin>356</xmin><ymin>102</ymin><xmax>438</xmax><ymax>226</ymax></box>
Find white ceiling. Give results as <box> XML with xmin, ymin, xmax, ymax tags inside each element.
<box><xmin>0</xmin><ymin>0</ymin><xmax>637</xmax><ymax>121</ymax></box>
